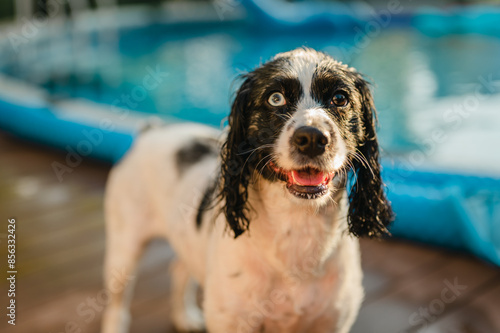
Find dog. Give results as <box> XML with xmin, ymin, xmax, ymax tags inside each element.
<box><xmin>101</xmin><ymin>47</ymin><xmax>393</xmax><ymax>333</ymax></box>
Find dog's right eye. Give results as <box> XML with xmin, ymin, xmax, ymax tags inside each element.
<box><xmin>268</xmin><ymin>92</ymin><xmax>286</xmax><ymax>107</ymax></box>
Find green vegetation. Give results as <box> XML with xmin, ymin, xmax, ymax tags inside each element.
<box><xmin>0</xmin><ymin>1</ymin><xmax>14</xmax><ymax>21</ymax></box>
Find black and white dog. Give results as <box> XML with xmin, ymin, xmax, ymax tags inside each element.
<box><xmin>102</xmin><ymin>48</ymin><xmax>393</xmax><ymax>333</ymax></box>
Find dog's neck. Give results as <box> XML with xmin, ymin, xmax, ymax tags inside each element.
<box><xmin>245</xmin><ymin>177</ymin><xmax>349</xmax><ymax>278</ymax></box>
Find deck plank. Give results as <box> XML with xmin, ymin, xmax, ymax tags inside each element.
<box><xmin>419</xmin><ymin>278</ymin><xmax>500</xmax><ymax>333</ymax></box>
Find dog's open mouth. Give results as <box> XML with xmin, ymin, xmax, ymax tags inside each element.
<box><xmin>269</xmin><ymin>161</ymin><xmax>334</xmax><ymax>199</ymax></box>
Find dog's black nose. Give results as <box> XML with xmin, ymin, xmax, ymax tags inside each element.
<box><xmin>292</xmin><ymin>126</ymin><xmax>329</xmax><ymax>158</ymax></box>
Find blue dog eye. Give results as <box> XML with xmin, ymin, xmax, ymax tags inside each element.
<box><xmin>268</xmin><ymin>92</ymin><xmax>286</xmax><ymax>107</ymax></box>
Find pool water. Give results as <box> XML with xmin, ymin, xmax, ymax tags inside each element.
<box><xmin>2</xmin><ymin>18</ymin><xmax>500</xmax><ymax>175</ymax></box>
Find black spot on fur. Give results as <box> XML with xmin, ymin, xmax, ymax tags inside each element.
<box><xmin>195</xmin><ymin>180</ymin><xmax>217</xmax><ymax>229</ymax></box>
<box><xmin>176</xmin><ymin>140</ymin><xmax>216</xmax><ymax>175</ymax></box>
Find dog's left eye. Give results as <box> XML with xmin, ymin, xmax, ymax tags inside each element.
<box><xmin>268</xmin><ymin>92</ymin><xmax>286</xmax><ymax>107</ymax></box>
<box><xmin>331</xmin><ymin>93</ymin><xmax>349</xmax><ymax>107</ymax></box>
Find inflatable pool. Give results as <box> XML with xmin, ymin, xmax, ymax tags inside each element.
<box><xmin>0</xmin><ymin>1</ymin><xmax>499</xmax><ymax>265</ymax></box>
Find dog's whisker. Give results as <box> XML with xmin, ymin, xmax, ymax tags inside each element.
<box><xmin>238</xmin><ymin>144</ymin><xmax>276</xmax><ymax>183</ymax></box>
<box><xmin>351</xmin><ymin>150</ymin><xmax>375</xmax><ymax>178</ymax></box>
<box><xmin>239</xmin><ymin>144</ymin><xmax>275</xmax><ymax>156</ymax></box>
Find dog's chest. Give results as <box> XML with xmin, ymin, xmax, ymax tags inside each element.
<box><xmin>242</xmin><ymin>235</ymin><xmax>343</xmax><ymax>331</ymax></box>
<box><xmin>225</xmin><ymin>190</ymin><xmax>354</xmax><ymax>332</ymax></box>
<box><xmin>251</xmin><ymin>262</ymin><xmax>342</xmax><ymax>333</ymax></box>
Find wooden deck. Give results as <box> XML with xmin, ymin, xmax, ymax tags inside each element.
<box><xmin>1</xmin><ymin>132</ymin><xmax>499</xmax><ymax>333</ymax></box>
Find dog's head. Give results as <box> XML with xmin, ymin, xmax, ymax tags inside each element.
<box><xmin>220</xmin><ymin>48</ymin><xmax>393</xmax><ymax>238</ymax></box>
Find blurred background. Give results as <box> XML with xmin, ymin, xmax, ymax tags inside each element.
<box><xmin>0</xmin><ymin>0</ymin><xmax>499</xmax><ymax>332</ymax></box>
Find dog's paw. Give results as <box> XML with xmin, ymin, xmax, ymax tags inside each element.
<box><xmin>172</xmin><ymin>305</ymin><xmax>205</xmax><ymax>333</ymax></box>
<box><xmin>101</xmin><ymin>306</ymin><xmax>131</xmax><ymax>333</ymax></box>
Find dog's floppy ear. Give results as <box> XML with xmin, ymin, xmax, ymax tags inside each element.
<box><xmin>219</xmin><ymin>74</ymin><xmax>254</xmax><ymax>238</ymax></box>
<box><xmin>348</xmin><ymin>76</ymin><xmax>394</xmax><ymax>238</ymax></box>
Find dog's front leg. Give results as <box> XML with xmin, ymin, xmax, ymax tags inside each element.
<box><xmin>170</xmin><ymin>259</ymin><xmax>205</xmax><ymax>332</ymax></box>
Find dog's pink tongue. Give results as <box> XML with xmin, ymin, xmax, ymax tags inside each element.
<box><xmin>291</xmin><ymin>169</ymin><xmax>325</xmax><ymax>186</ymax></box>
